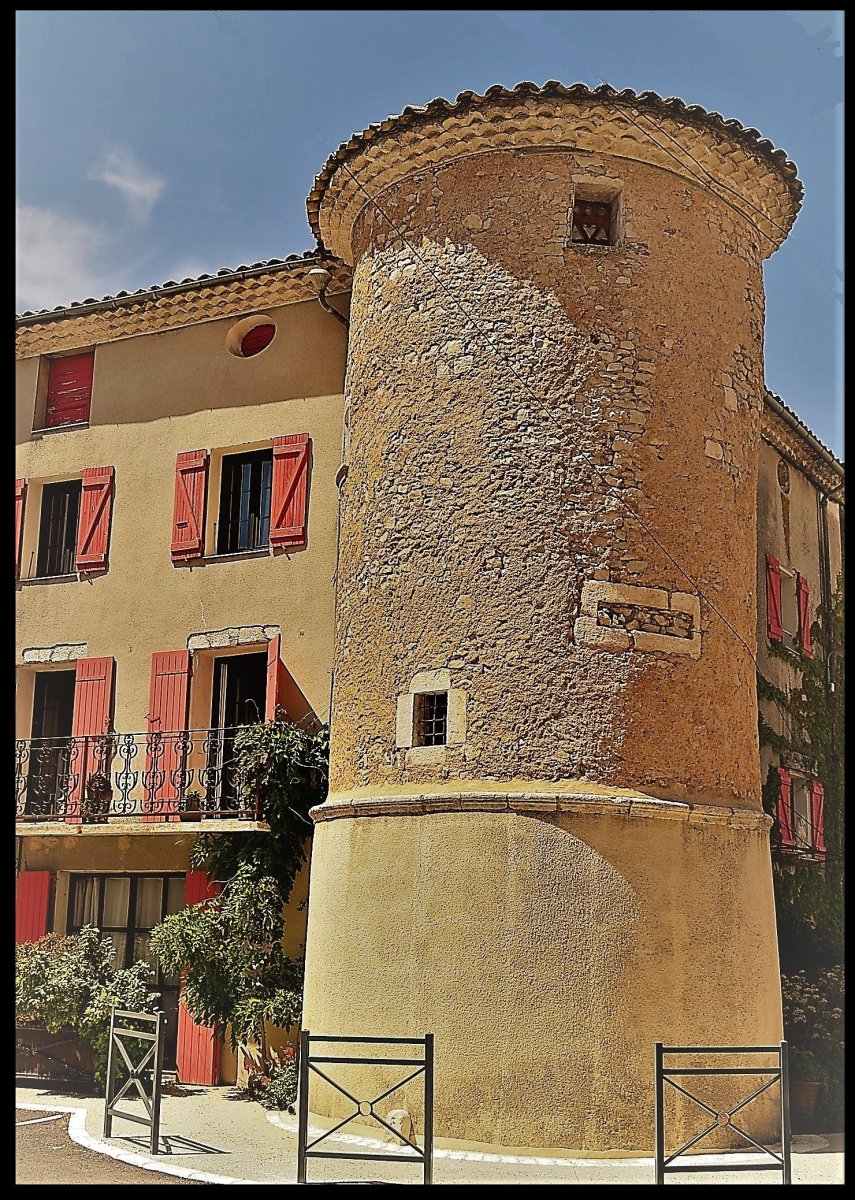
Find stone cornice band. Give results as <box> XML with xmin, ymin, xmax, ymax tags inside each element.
<box><xmin>311</xmin><ymin>792</ymin><xmax>773</xmax><ymax>831</ymax></box>
<box><xmin>307</xmin><ymin>82</ymin><xmax>802</xmax><ymax>264</ymax></box>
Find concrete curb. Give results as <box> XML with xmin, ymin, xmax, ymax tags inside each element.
<box><xmin>265</xmin><ymin>1110</ymin><xmax>829</xmax><ymax>1169</ymax></box>
<box><xmin>16</xmin><ymin>1103</ymin><xmax>263</xmax><ymax>1185</ymax></box>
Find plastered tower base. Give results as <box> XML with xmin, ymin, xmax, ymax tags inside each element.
<box><xmin>302</xmin><ymin>87</ymin><xmax>799</xmax><ymax>1150</ymax></box>
<box><xmin>303</xmin><ymin>801</ymin><xmax>780</xmax><ymax>1150</ymax></box>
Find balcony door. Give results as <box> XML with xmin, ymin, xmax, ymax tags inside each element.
<box><xmin>207</xmin><ymin>652</ymin><xmax>267</xmax><ymax>813</ymax></box>
<box><xmin>26</xmin><ymin>670</ymin><xmax>75</xmax><ymax>815</ymax></box>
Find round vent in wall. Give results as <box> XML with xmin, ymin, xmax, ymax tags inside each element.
<box><xmin>226</xmin><ymin>315</ymin><xmax>277</xmax><ymax>358</ymax></box>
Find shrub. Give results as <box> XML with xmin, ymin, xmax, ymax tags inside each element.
<box><xmin>782</xmin><ymin>965</ymin><xmax>845</xmax><ymax>1060</ymax></box>
<box><xmin>15</xmin><ymin>926</ymin><xmax>159</xmax><ymax>1084</ymax></box>
<box><xmin>244</xmin><ymin>1044</ymin><xmax>299</xmax><ymax>1110</ymax></box>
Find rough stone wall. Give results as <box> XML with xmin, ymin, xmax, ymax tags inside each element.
<box><xmin>330</xmin><ymin>149</ymin><xmax>765</xmax><ymax>807</ymax></box>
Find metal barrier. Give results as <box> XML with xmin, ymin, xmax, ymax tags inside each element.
<box><xmin>297</xmin><ymin>1031</ymin><xmax>434</xmax><ymax>1185</ymax></box>
<box><xmin>103</xmin><ymin>1008</ymin><xmax>166</xmax><ymax>1155</ymax></box>
<box><xmin>654</xmin><ymin>1042</ymin><xmax>792</xmax><ymax>1184</ymax></box>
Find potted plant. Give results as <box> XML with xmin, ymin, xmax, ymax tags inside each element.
<box><xmin>179</xmin><ymin>788</ymin><xmax>205</xmax><ymax>819</ymax></box>
<box><xmin>83</xmin><ymin>771</ymin><xmax>112</xmax><ymax>822</ymax></box>
<box><xmin>787</xmin><ymin>1047</ymin><xmax>822</xmax><ymax>1130</ymax></box>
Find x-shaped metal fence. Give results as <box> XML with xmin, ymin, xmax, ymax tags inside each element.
<box><xmin>296</xmin><ymin>1030</ymin><xmax>434</xmax><ymax>1184</ymax></box>
<box><xmin>103</xmin><ymin>1008</ymin><xmax>166</xmax><ymax>1155</ymax></box>
<box><xmin>654</xmin><ymin>1042</ymin><xmax>792</xmax><ymax>1184</ymax></box>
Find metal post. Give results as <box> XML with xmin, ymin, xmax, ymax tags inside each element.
<box><xmin>780</xmin><ymin>1041</ymin><xmax>792</xmax><ymax>1186</ymax></box>
<box><xmin>423</xmin><ymin>1033</ymin><xmax>434</xmax><ymax>1186</ymax></box>
<box><xmin>150</xmin><ymin>1010</ymin><xmax>166</xmax><ymax>1155</ymax></box>
<box><xmin>103</xmin><ymin>1007</ymin><xmax>117</xmax><ymax>1138</ymax></box>
<box><xmin>654</xmin><ymin>1041</ymin><xmax>664</xmax><ymax>1185</ymax></box>
<box><xmin>296</xmin><ymin>1028</ymin><xmax>310</xmax><ymax>1184</ymax></box>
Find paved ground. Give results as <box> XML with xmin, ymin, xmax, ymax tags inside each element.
<box><xmin>16</xmin><ymin>1085</ymin><xmax>845</xmax><ymax>1186</ymax></box>
<box><xmin>16</xmin><ymin>1111</ymin><xmax>204</xmax><ymax>1185</ymax></box>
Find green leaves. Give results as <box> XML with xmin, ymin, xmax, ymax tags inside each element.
<box><xmin>15</xmin><ymin>928</ymin><xmax>159</xmax><ymax>1083</ymax></box>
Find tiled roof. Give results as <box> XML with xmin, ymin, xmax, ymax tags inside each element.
<box><xmin>307</xmin><ymin>80</ymin><xmax>803</xmax><ymax>247</ymax></box>
<box><xmin>15</xmin><ymin>250</ymin><xmax>326</xmax><ymax>324</ymax></box>
<box><xmin>764</xmin><ymin>388</ymin><xmax>844</xmax><ymax>479</ymax></box>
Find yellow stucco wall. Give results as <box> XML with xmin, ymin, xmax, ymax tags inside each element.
<box><xmin>16</xmin><ymin>297</ymin><xmax>345</xmax><ymax>735</ymax></box>
<box><xmin>304</xmin><ymin>807</ymin><xmax>781</xmax><ymax>1150</ymax></box>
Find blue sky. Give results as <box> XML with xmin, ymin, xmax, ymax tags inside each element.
<box><xmin>16</xmin><ymin>10</ymin><xmax>843</xmax><ymax>454</ymax></box>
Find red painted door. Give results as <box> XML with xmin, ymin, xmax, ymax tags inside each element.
<box><xmin>16</xmin><ymin>871</ymin><xmax>53</xmax><ymax>942</ymax></box>
<box><xmin>144</xmin><ymin>651</ymin><xmax>192</xmax><ymax>821</ymax></box>
<box><xmin>176</xmin><ymin>870</ymin><xmax>222</xmax><ymax>1085</ymax></box>
<box><xmin>67</xmin><ymin>657</ymin><xmax>116</xmax><ymax>823</ymax></box>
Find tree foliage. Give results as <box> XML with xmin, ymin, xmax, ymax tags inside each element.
<box><xmin>15</xmin><ymin>927</ymin><xmax>158</xmax><ymax>1083</ymax></box>
<box><xmin>150</xmin><ymin>719</ymin><xmax>329</xmax><ymax>1052</ymax></box>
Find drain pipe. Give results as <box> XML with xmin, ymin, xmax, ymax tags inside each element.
<box><xmin>307</xmin><ymin>262</ymin><xmax>349</xmax><ymax>329</ymax></box>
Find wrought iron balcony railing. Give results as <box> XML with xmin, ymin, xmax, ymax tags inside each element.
<box><xmin>15</xmin><ymin>727</ymin><xmax>263</xmax><ymax>824</ymax></box>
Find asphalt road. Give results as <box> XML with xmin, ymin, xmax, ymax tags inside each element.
<box><xmin>15</xmin><ymin>1110</ymin><xmax>205</xmax><ymax>1186</ymax></box>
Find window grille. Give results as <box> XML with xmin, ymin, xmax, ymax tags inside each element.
<box><xmin>571</xmin><ymin>198</ymin><xmax>614</xmax><ymax>245</ymax></box>
<box><xmin>413</xmin><ymin>692</ymin><xmax>448</xmax><ymax>747</ymax></box>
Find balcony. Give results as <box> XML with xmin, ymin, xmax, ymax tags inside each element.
<box><xmin>15</xmin><ymin>727</ymin><xmax>267</xmax><ymax>830</ymax></box>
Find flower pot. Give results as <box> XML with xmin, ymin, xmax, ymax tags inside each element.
<box><xmin>789</xmin><ymin>1080</ymin><xmax>822</xmax><ymax>1131</ymax></box>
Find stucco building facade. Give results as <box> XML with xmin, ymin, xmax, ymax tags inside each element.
<box><xmin>15</xmin><ymin>83</ymin><xmax>843</xmax><ymax>1146</ymax></box>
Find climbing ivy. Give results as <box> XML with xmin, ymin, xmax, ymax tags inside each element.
<box><xmin>757</xmin><ymin>579</ymin><xmax>844</xmax><ymax>974</ymax></box>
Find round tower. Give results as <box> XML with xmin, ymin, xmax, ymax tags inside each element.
<box><xmin>302</xmin><ymin>83</ymin><xmax>802</xmax><ymax>1150</ymax></box>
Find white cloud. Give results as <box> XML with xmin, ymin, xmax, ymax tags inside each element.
<box><xmin>89</xmin><ymin>146</ymin><xmax>166</xmax><ymax>224</ymax></box>
<box><xmin>16</xmin><ymin>203</ymin><xmax>113</xmax><ymax>312</ymax></box>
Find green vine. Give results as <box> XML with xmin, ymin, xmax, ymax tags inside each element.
<box><xmin>757</xmin><ymin>577</ymin><xmax>844</xmax><ymax>974</ymax></box>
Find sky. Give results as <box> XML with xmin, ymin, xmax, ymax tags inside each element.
<box><xmin>16</xmin><ymin>10</ymin><xmax>843</xmax><ymax>455</ymax></box>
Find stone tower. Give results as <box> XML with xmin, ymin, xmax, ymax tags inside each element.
<box><xmin>302</xmin><ymin>83</ymin><xmax>802</xmax><ymax>1149</ymax></box>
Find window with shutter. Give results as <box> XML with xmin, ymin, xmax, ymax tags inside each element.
<box><xmin>76</xmin><ymin>466</ymin><xmax>115</xmax><ymax>572</ymax></box>
<box><xmin>171</xmin><ymin>451</ymin><xmax>209</xmax><ymax>562</ymax></box>
<box><xmin>270</xmin><ymin>434</ymin><xmax>311</xmax><ymax>548</ymax></box>
<box><xmin>67</xmin><ymin>657</ymin><xmax>116</xmax><ymax>824</ymax></box>
<box><xmin>144</xmin><ymin>651</ymin><xmax>192</xmax><ymax>820</ymax></box>
<box><xmin>36</xmin><ymin>480</ymin><xmax>82</xmax><ymax>578</ymax></box>
<box><xmin>810</xmin><ymin>780</ymin><xmax>826</xmax><ymax>857</ymax></box>
<box><xmin>16</xmin><ymin>871</ymin><xmax>54</xmax><ymax>942</ymax></box>
<box><xmin>44</xmin><ymin>352</ymin><xmax>94</xmax><ymax>428</ymax></box>
<box><xmin>797</xmin><ymin>574</ymin><xmax>813</xmax><ymax>657</ymax></box>
<box><xmin>766</xmin><ymin>555</ymin><xmax>783</xmax><ymax>643</ymax></box>
<box><xmin>776</xmin><ymin>767</ymin><xmax>794</xmax><ymax>850</ymax></box>
<box><xmin>15</xmin><ymin>478</ymin><xmax>27</xmax><ymax>580</ymax></box>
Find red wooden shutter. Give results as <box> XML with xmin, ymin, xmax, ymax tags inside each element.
<box><xmin>75</xmin><ymin>466</ymin><xmax>114</xmax><ymax>572</ymax></box>
<box><xmin>45</xmin><ymin>352</ymin><xmax>94</xmax><ymax>428</ymax></box>
<box><xmin>270</xmin><ymin>434</ymin><xmax>311</xmax><ymax>548</ymax></box>
<box><xmin>766</xmin><ymin>555</ymin><xmax>783</xmax><ymax>642</ymax></box>
<box><xmin>776</xmin><ymin>767</ymin><xmax>794</xmax><ymax>850</ymax></box>
<box><xmin>67</xmin><ymin>657</ymin><xmax>116</xmax><ymax>824</ymax></box>
<box><xmin>810</xmin><ymin>780</ymin><xmax>826</xmax><ymax>856</ymax></box>
<box><xmin>171</xmin><ymin>451</ymin><xmax>209</xmax><ymax>562</ymax></box>
<box><xmin>16</xmin><ymin>871</ymin><xmax>53</xmax><ymax>942</ymax></box>
<box><xmin>265</xmin><ymin>633</ymin><xmax>288</xmax><ymax>721</ymax></box>
<box><xmin>797</xmin><ymin>573</ymin><xmax>813</xmax><ymax>657</ymax></box>
<box><xmin>144</xmin><ymin>651</ymin><xmax>192</xmax><ymax>821</ymax></box>
<box><xmin>176</xmin><ymin>871</ymin><xmax>222</xmax><ymax>1085</ymax></box>
<box><xmin>15</xmin><ymin>478</ymin><xmax>27</xmax><ymax>580</ymax></box>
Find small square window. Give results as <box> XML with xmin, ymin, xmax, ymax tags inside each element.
<box><xmin>216</xmin><ymin>449</ymin><xmax>273</xmax><ymax>554</ymax></box>
<box><xmin>413</xmin><ymin>692</ymin><xmax>448</xmax><ymax>747</ymax></box>
<box><xmin>572</xmin><ymin>198</ymin><xmax>614</xmax><ymax>245</ymax></box>
<box><xmin>35</xmin><ymin>479</ymin><xmax>81</xmax><ymax>577</ymax></box>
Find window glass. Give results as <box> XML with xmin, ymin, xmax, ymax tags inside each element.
<box><xmin>102</xmin><ymin>876</ymin><xmax>130</xmax><ymax>927</ymax></box>
<box><xmin>217</xmin><ymin>449</ymin><xmax>274</xmax><ymax>554</ymax></box>
<box><xmin>72</xmin><ymin>876</ymin><xmax>99</xmax><ymax>928</ymax></box>
<box><xmin>35</xmin><ymin>480</ymin><xmax>82</xmax><ymax>577</ymax></box>
<box><xmin>135</xmin><ymin>876</ymin><xmax>163</xmax><ymax>928</ymax></box>
<box><xmin>167</xmin><ymin>876</ymin><xmax>186</xmax><ymax>915</ymax></box>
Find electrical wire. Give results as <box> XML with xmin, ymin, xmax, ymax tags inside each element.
<box><xmin>337</xmin><ymin>158</ymin><xmax>762</xmax><ymax>672</ymax></box>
